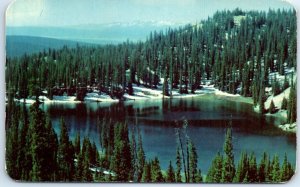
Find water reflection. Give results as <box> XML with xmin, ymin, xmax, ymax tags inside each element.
<box><xmin>40</xmin><ymin>95</ymin><xmax>296</xmax><ymax>173</ymax></box>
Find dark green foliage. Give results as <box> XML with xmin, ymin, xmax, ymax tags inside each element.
<box><xmin>269</xmin><ymin>100</ymin><xmax>276</xmax><ymax>114</ymax></box>
<box><xmin>222</xmin><ymin>128</ymin><xmax>235</xmax><ymax>182</ymax></box>
<box><xmin>233</xmin><ymin>152</ymin><xmax>248</xmax><ymax>182</ymax></box>
<box><xmin>166</xmin><ymin>161</ymin><xmax>176</xmax><ymax>182</ymax></box>
<box><xmin>127</xmin><ymin>81</ymin><xmax>134</xmax><ymax>95</ymax></box>
<box><xmin>195</xmin><ymin>169</ymin><xmax>203</xmax><ymax>182</ymax></box>
<box><xmin>271</xmin><ymin>155</ymin><xmax>281</xmax><ymax>182</ymax></box>
<box><xmin>283</xmin><ymin>77</ymin><xmax>289</xmax><ymax>91</ymax></box>
<box><xmin>6</xmin><ymin>9</ymin><xmax>296</xmax><ymax>106</ymax></box>
<box><xmin>110</xmin><ymin>123</ymin><xmax>132</xmax><ymax>181</ymax></box>
<box><xmin>6</xmin><ymin>103</ymin><xmax>20</xmax><ymax>180</ymax></box>
<box><xmin>272</xmin><ymin>81</ymin><xmax>281</xmax><ymax>96</ymax></box>
<box><xmin>74</xmin><ymin>132</ymin><xmax>81</xmax><ymax>156</ymax></box>
<box><xmin>5</xmin><ymin>107</ymin><xmax>296</xmax><ymax>183</ymax></box>
<box><xmin>280</xmin><ymin>153</ymin><xmax>294</xmax><ymax>182</ymax></box>
<box><xmin>57</xmin><ymin>118</ymin><xmax>75</xmax><ymax>181</ymax></box>
<box><xmin>137</xmin><ymin>133</ymin><xmax>146</xmax><ymax>181</ymax></box>
<box><xmin>287</xmin><ymin>83</ymin><xmax>296</xmax><ymax>123</ymax></box>
<box><xmin>188</xmin><ymin>141</ymin><xmax>198</xmax><ymax>182</ymax></box>
<box><xmin>281</xmin><ymin>97</ymin><xmax>288</xmax><ymax>110</ymax></box>
<box><xmin>175</xmin><ymin>147</ymin><xmax>182</xmax><ymax>182</ymax></box>
<box><xmin>150</xmin><ymin>157</ymin><xmax>164</xmax><ymax>182</ymax></box>
<box><xmin>141</xmin><ymin>161</ymin><xmax>152</xmax><ymax>182</ymax></box>
<box><xmin>247</xmin><ymin>153</ymin><xmax>258</xmax><ymax>182</ymax></box>
<box><xmin>206</xmin><ymin>152</ymin><xmax>223</xmax><ymax>183</ymax></box>
<box><xmin>258</xmin><ymin>152</ymin><xmax>268</xmax><ymax>182</ymax></box>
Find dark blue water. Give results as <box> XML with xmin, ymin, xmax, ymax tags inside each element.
<box><xmin>40</xmin><ymin>95</ymin><xmax>296</xmax><ymax>173</ymax></box>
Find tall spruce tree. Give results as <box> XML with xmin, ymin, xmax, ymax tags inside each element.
<box><xmin>222</xmin><ymin>128</ymin><xmax>235</xmax><ymax>182</ymax></box>
<box><xmin>166</xmin><ymin>161</ymin><xmax>176</xmax><ymax>182</ymax></box>
<box><xmin>57</xmin><ymin>118</ymin><xmax>75</xmax><ymax>181</ymax></box>
<box><xmin>175</xmin><ymin>146</ymin><xmax>182</xmax><ymax>182</ymax></box>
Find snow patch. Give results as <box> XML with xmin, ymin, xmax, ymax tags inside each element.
<box><xmin>264</xmin><ymin>87</ymin><xmax>290</xmax><ymax>110</ymax></box>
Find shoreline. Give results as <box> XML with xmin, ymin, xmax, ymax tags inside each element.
<box><xmin>11</xmin><ymin>85</ymin><xmax>295</xmax><ymax>133</ymax></box>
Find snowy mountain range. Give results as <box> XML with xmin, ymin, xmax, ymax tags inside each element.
<box><xmin>6</xmin><ymin>21</ymin><xmax>185</xmax><ymax>44</ymax></box>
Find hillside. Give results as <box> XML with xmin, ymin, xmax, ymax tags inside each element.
<box><xmin>6</xmin><ymin>35</ymin><xmax>94</xmax><ymax>58</ymax></box>
<box><xmin>6</xmin><ymin>9</ymin><xmax>297</xmax><ymax>129</ymax></box>
<box><xmin>6</xmin><ymin>21</ymin><xmax>182</xmax><ymax>46</ymax></box>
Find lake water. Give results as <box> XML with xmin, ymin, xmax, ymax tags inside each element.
<box><xmin>40</xmin><ymin>95</ymin><xmax>296</xmax><ymax>173</ymax></box>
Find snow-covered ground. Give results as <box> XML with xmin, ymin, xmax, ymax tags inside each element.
<box><xmin>14</xmin><ymin>84</ymin><xmax>244</xmax><ymax>105</ymax></box>
<box><xmin>85</xmin><ymin>92</ymin><xmax>118</xmax><ymax>102</ymax></box>
<box><xmin>18</xmin><ymin>95</ymin><xmax>80</xmax><ymax>104</ymax></box>
<box><xmin>264</xmin><ymin>87</ymin><xmax>290</xmax><ymax>110</ymax></box>
<box><xmin>261</xmin><ymin>86</ymin><xmax>296</xmax><ymax>133</ymax></box>
<box><xmin>123</xmin><ymin>84</ymin><xmax>238</xmax><ymax>101</ymax></box>
<box><xmin>278</xmin><ymin>122</ymin><xmax>297</xmax><ymax>133</ymax></box>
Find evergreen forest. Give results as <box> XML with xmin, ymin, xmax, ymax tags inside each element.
<box><xmin>5</xmin><ymin>9</ymin><xmax>297</xmax><ymax>183</ymax></box>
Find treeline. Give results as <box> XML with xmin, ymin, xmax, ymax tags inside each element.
<box><xmin>6</xmin><ymin>9</ymin><xmax>296</xmax><ymax>103</ymax></box>
<box><xmin>206</xmin><ymin>129</ymin><xmax>294</xmax><ymax>183</ymax></box>
<box><xmin>6</xmin><ymin>101</ymin><xmax>294</xmax><ymax>182</ymax></box>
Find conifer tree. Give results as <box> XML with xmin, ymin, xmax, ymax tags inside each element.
<box><xmin>166</xmin><ymin>161</ymin><xmax>176</xmax><ymax>182</ymax></box>
<box><xmin>141</xmin><ymin>161</ymin><xmax>152</xmax><ymax>182</ymax></box>
<box><xmin>206</xmin><ymin>152</ymin><xmax>223</xmax><ymax>183</ymax></box>
<box><xmin>57</xmin><ymin>118</ymin><xmax>75</xmax><ymax>181</ymax></box>
<box><xmin>188</xmin><ymin>141</ymin><xmax>198</xmax><ymax>182</ymax></box>
<box><xmin>287</xmin><ymin>83</ymin><xmax>296</xmax><ymax>123</ymax></box>
<box><xmin>233</xmin><ymin>152</ymin><xmax>248</xmax><ymax>182</ymax></box>
<box><xmin>74</xmin><ymin>132</ymin><xmax>81</xmax><ymax>156</ymax></box>
<box><xmin>280</xmin><ymin>153</ymin><xmax>294</xmax><ymax>182</ymax></box>
<box><xmin>175</xmin><ymin>147</ymin><xmax>182</xmax><ymax>182</ymax></box>
<box><xmin>258</xmin><ymin>152</ymin><xmax>268</xmax><ymax>182</ymax></box>
<box><xmin>195</xmin><ymin>169</ymin><xmax>203</xmax><ymax>182</ymax></box>
<box><xmin>222</xmin><ymin>128</ymin><xmax>235</xmax><ymax>182</ymax></box>
<box><xmin>271</xmin><ymin>155</ymin><xmax>281</xmax><ymax>182</ymax></box>
<box><xmin>137</xmin><ymin>132</ymin><xmax>145</xmax><ymax>181</ymax></box>
<box><xmin>248</xmin><ymin>153</ymin><xmax>258</xmax><ymax>182</ymax></box>
<box><xmin>110</xmin><ymin>123</ymin><xmax>132</xmax><ymax>181</ymax></box>
<box><xmin>151</xmin><ymin>157</ymin><xmax>164</xmax><ymax>182</ymax></box>
<box><xmin>281</xmin><ymin>97</ymin><xmax>288</xmax><ymax>110</ymax></box>
<box><xmin>269</xmin><ymin>100</ymin><xmax>276</xmax><ymax>114</ymax></box>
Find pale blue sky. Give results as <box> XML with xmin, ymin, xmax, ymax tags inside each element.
<box><xmin>6</xmin><ymin>0</ymin><xmax>294</xmax><ymax>27</ymax></box>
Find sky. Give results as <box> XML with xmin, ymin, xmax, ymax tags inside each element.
<box><xmin>6</xmin><ymin>0</ymin><xmax>295</xmax><ymax>27</ymax></box>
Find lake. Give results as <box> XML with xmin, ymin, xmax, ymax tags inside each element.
<box><xmin>40</xmin><ymin>95</ymin><xmax>296</xmax><ymax>173</ymax></box>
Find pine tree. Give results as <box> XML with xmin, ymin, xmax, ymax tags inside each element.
<box><xmin>28</xmin><ymin>103</ymin><xmax>55</xmax><ymax>181</ymax></box>
<box><xmin>57</xmin><ymin>118</ymin><xmax>75</xmax><ymax>181</ymax></box>
<box><xmin>248</xmin><ymin>153</ymin><xmax>258</xmax><ymax>182</ymax></box>
<box><xmin>137</xmin><ymin>132</ymin><xmax>145</xmax><ymax>182</ymax></box>
<box><xmin>206</xmin><ymin>152</ymin><xmax>223</xmax><ymax>183</ymax></box>
<box><xmin>80</xmin><ymin>137</ymin><xmax>93</xmax><ymax>181</ymax></box>
<box><xmin>110</xmin><ymin>123</ymin><xmax>132</xmax><ymax>181</ymax></box>
<box><xmin>151</xmin><ymin>157</ymin><xmax>164</xmax><ymax>182</ymax></box>
<box><xmin>195</xmin><ymin>169</ymin><xmax>203</xmax><ymax>182</ymax></box>
<box><xmin>233</xmin><ymin>152</ymin><xmax>248</xmax><ymax>182</ymax></box>
<box><xmin>269</xmin><ymin>100</ymin><xmax>276</xmax><ymax>114</ymax></box>
<box><xmin>45</xmin><ymin>119</ymin><xmax>58</xmax><ymax>181</ymax></box>
<box><xmin>271</xmin><ymin>155</ymin><xmax>281</xmax><ymax>182</ymax></box>
<box><xmin>6</xmin><ymin>105</ymin><xmax>20</xmax><ymax>180</ymax></box>
<box><xmin>280</xmin><ymin>95</ymin><xmax>287</xmax><ymax>110</ymax></box>
<box><xmin>222</xmin><ymin>128</ymin><xmax>235</xmax><ymax>182</ymax></box>
<box><xmin>258</xmin><ymin>152</ymin><xmax>268</xmax><ymax>182</ymax></box>
<box><xmin>175</xmin><ymin>147</ymin><xmax>182</xmax><ymax>182</ymax></box>
<box><xmin>74</xmin><ymin>132</ymin><xmax>81</xmax><ymax>156</ymax></box>
<box><xmin>280</xmin><ymin>153</ymin><xmax>294</xmax><ymax>182</ymax></box>
<box><xmin>141</xmin><ymin>161</ymin><xmax>152</xmax><ymax>182</ymax></box>
<box><xmin>188</xmin><ymin>141</ymin><xmax>198</xmax><ymax>182</ymax></box>
<box><xmin>287</xmin><ymin>83</ymin><xmax>296</xmax><ymax>123</ymax></box>
<box><xmin>127</xmin><ymin>81</ymin><xmax>134</xmax><ymax>95</ymax></box>
<box><xmin>166</xmin><ymin>161</ymin><xmax>176</xmax><ymax>182</ymax></box>
<box><xmin>272</xmin><ymin>80</ymin><xmax>281</xmax><ymax>96</ymax></box>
